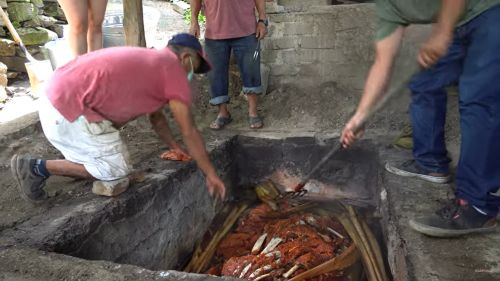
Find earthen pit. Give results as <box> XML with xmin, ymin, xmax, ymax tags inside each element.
<box><xmin>38</xmin><ymin>136</ymin><xmax>388</xmax><ymax>279</ymax></box>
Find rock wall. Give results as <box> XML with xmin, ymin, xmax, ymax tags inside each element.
<box><xmin>0</xmin><ymin>0</ymin><xmax>66</xmax><ymax>73</ymax></box>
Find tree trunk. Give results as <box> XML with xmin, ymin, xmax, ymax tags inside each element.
<box><xmin>123</xmin><ymin>0</ymin><xmax>146</xmax><ymax>47</ymax></box>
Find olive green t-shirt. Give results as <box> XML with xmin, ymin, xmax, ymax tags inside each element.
<box><xmin>376</xmin><ymin>0</ymin><xmax>500</xmax><ymax>40</ymax></box>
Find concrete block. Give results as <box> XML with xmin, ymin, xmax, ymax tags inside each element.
<box><xmin>282</xmin><ymin>22</ymin><xmax>315</xmax><ymax>36</ymax></box>
<box><xmin>268</xmin><ymin>63</ymin><xmax>301</xmax><ymax>77</ymax></box>
<box><xmin>299</xmin><ymin>35</ymin><xmax>336</xmax><ymax>49</ymax></box>
<box><xmin>260</xmin><ymin>49</ymin><xmax>281</xmax><ymax>64</ymax></box>
<box><xmin>333</xmin><ymin>28</ymin><xmax>374</xmax><ymax>62</ymax></box>
<box><xmin>278</xmin><ymin>0</ymin><xmax>331</xmax><ymax>7</ymax></box>
<box><xmin>280</xmin><ymin>48</ymin><xmax>346</xmax><ymax>64</ymax></box>
<box><xmin>263</xmin><ymin>36</ymin><xmax>297</xmax><ymax>50</ymax></box>
<box><xmin>270</xmin><ymin>13</ymin><xmax>318</xmax><ymax>23</ymax></box>
<box><xmin>266</xmin><ymin>1</ymin><xmax>285</xmax><ymax>14</ymax></box>
<box><xmin>261</xmin><ymin>63</ymin><xmax>270</xmax><ymax>95</ymax></box>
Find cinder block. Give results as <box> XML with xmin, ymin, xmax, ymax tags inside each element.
<box><xmin>260</xmin><ymin>49</ymin><xmax>281</xmax><ymax>64</ymax></box>
<box><xmin>280</xmin><ymin>49</ymin><xmax>345</xmax><ymax>64</ymax></box>
<box><xmin>266</xmin><ymin>1</ymin><xmax>285</xmax><ymax>14</ymax></box>
<box><xmin>270</xmin><ymin>13</ymin><xmax>317</xmax><ymax>23</ymax></box>
<box><xmin>299</xmin><ymin>35</ymin><xmax>336</xmax><ymax>49</ymax></box>
<box><xmin>263</xmin><ymin>36</ymin><xmax>297</xmax><ymax>50</ymax></box>
<box><xmin>278</xmin><ymin>0</ymin><xmax>332</xmax><ymax>7</ymax></box>
<box><xmin>282</xmin><ymin>22</ymin><xmax>315</xmax><ymax>36</ymax></box>
<box><xmin>269</xmin><ymin>63</ymin><xmax>300</xmax><ymax>76</ymax></box>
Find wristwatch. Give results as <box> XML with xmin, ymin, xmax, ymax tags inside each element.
<box><xmin>258</xmin><ymin>18</ymin><xmax>269</xmax><ymax>27</ymax></box>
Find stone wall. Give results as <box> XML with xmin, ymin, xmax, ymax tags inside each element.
<box><xmin>0</xmin><ymin>0</ymin><xmax>66</xmax><ymax>74</ymax></box>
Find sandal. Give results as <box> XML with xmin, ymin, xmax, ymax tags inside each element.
<box><xmin>249</xmin><ymin>115</ymin><xmax>263</xmax><ymax>129</ymax></box>
<box><xmin>210</xmin><ymin>115</ymin><xmax>232</xmax><ymax>130</ymax></box>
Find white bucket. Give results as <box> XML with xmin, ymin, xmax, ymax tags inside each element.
<box><xmin>44</xmin><ymin>39</ymin><xmax>72</xmax><ymax>69</ymax></box>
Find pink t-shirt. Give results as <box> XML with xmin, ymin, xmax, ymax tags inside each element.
<box><xmin>46</xmin><ymin>47</ymin><xmax>191</xmax><ymax>125</ymax></box>
<box><xmin>203</xmin><ymin>0</ymin><xmax>257</xmax><ymax>40</ymax></box>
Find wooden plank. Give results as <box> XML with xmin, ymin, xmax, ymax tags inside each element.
<box><xmin>123</xmin><ymin>0</ymin><xmax>146</xmax><ymax>47</ymax></box>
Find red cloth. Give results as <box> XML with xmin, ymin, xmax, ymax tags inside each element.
<box><xmin>203</xmin><ymin>0</ymin><xmax>257</xmax><ymax>40</ymax></box>
<box><xmin>46</xmin><ymin>47</ymin><xmax>192</xmax><ymax>124</ymax></box>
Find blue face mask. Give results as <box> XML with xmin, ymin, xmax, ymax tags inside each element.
<box><xmin>187</xmin><ymin>57</ymin><xmax>194</xmax><ymax>81</ymax></box>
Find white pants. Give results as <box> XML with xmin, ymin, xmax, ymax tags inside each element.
<box><xmin>38</xmin><ymin>95</ymin><xmax>132</xmax><ymax>181</ymax></box>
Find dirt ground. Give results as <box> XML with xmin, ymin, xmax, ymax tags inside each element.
<box><xmin>0</xmin><ymin>0</ymin><xmax>463</xmax><ymax>240</ymax></box>
<box><xmin>1</xmin><ymin>3</ymin><xmax>493</xmax><ymax>281</ymax></box>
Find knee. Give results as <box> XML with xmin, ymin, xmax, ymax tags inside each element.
<box><xmin>88</xmin><ymin>20</ymin><xmax>103</xmax><ymax>34</ymax></box>
<box><xmin>69</xmin><ymin>20</ymin><xmax>88</xmax><ymax>35</ymax></box>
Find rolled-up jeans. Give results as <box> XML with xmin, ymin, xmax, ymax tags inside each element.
<box><xmin>205</xmin><ymin>34</ymin><xmax>263</xmax><ymax>105</ymax></box>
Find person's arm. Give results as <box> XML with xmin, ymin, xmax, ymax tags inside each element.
<box><xmin>341</xmin><ymin>26</ymin><xmax>405</xmax><ymax>147</ymax></box>
<box><xmin>418</xmin><ymin>0</ymin><xmax>465</xmax><ymax>67</ymax></box>
<box><xmin>169</xmin><ymin>100</ymin><xmax>226</xmax><ymax>199</ymax></box>
<box><xmin>149</xmin><ymin>109</ymin><xmax>183</xmax><ymax>150</ymax></box>
<box><xmin>255</xmin><ymin>0</ymin><xmax>267</xmax><ymax>40</ymax></box>
<box><xmin>189</xmin><ymin>0</ymin><xmax>202</xmax><ymax>38</ymax></box>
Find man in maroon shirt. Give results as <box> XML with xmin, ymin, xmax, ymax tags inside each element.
<box><xmin>190</xmin><ymin>0</ymin><xmax>267</xmax><ymax>130</ymax></box>
<box><xmin>11</xmin><ymin>33</ymin><xmax>226</xmax><ymax>203</ymax></box>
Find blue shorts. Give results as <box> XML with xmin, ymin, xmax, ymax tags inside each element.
<box><xmin>205</xmin><ymin>34</ymin><xmax>263</xmax><ymax>105</ymax></box>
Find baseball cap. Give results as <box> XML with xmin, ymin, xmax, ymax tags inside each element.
<box><xmin>168</xmin><ymin>33</ymin><xmax>211</xmax><ymax>74</ymax></box>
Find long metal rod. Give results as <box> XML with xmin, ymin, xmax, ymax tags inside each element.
<box><xmin>294</xmin><ymin>64</ymin><xmax>421</xmax><ymax>192</ymax></box>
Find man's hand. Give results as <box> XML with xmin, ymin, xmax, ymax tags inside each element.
<box><xmin>170</xmin><ymin>100</ymin><xmax>226</xmax><ymax>200</ymax></box>
<box><xmin>418</xmin><ymin>31</ymin><xmax>451</xmax><ymax>68</ymax></box>
<box><xmin>190</xmin><ymin>21</ymin><xmax>201</xmax><ymax>38</ymax></box>
<box><xmin>341</xmin><ymin>113</ymin><xmax>366</xmax><ymax>148</ymax></box>
<box><xmin>418</xmin><ymin>0</ymin><xmax>464</xmax><ymax>68</ymax></box>
<box><xmin>206</xmin><ymin>173</ymin><xmax>226</xmax><ymax>200</ymax></box>
<box><xmin>256</xmin><ymin>22</ymin><xmax>267</xmax><ymax>40</ymax></box>
<box><xmin>189</xmin><ymin>0</ymin><xmax>202</xmax><ymax>38</ymax></box>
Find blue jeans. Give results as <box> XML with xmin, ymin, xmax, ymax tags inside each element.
<box><xmin>205</xmin><ymin>34</ymin><xmax>263</xmax><ymax>105</ymax></box>
<box><xmin>409</xmin><ymin>4</ymin><xmax>500</xmax><ymax>215</ymax></box>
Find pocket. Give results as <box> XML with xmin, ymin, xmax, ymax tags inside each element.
<box><xmin>78</xmin><ymin>116</ymin><xmax>117</xmax><ymax>136</ymax></box>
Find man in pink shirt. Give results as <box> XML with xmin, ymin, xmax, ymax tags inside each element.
<box><xmin>190</xmin><ymin>0</ymin><xmax>267</xmax><ymax>130</ymax></box>
<box><xmin>10</xmin><ymin>33</ymin><xmax>226</xmax><ymax>203</ymax></box>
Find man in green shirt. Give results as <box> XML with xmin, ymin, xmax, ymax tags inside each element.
<box><xmin>341</xmin><ymin>0</ymin><xmax>500</xmax><ymax>237</ymax></box>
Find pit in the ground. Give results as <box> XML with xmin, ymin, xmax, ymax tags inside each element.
<box><xmin>52</xmin><ymin>136</ymin><xmax>389</xmax><ymax>280</ymax></box>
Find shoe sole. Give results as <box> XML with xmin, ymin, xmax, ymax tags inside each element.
<box><xmin>92</xmin><ymin>180</ymin><xmax>129</xmax><ymax>197</ymax></box>
<box><xmin>385</xmin><ymin>163</ymin><xmax>451</xmax><ymax>184</ymax></box>
<box><xmin>10</xmin><ymin>154</ymin><xmax>43</xmax><ymax>205</ymax></box>
<box><xmin>409</xmin><ymin>219</ymin><xmax>497</xmax><ymax>238</ymax></box>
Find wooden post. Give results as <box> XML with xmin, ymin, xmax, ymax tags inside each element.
<box><xmin>123</xmin><ymin>0</ymin><xmax>146</xmax><ymax>47</ymax></box>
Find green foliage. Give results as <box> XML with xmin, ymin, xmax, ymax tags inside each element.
<box><xmin>183</xmin><ymin>8</ymin><xmax>206</xmax><ymax>24</ymax></box>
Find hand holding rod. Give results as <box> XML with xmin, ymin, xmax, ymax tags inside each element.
<box><xmin>292</xmin><ymin>64</ymin><xmax>421</xmax><ymax>193</ymax></box>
